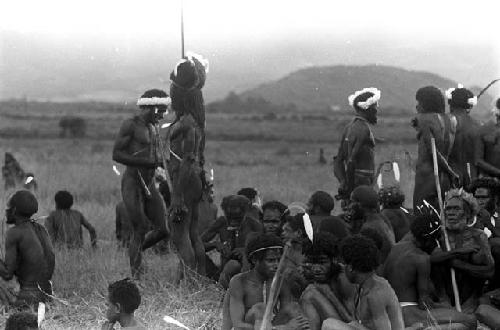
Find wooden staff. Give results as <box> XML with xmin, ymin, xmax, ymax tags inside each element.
<box><xmin>154</xmin><ymin>124</ymin><xmax>173</xmax><ymax>194</ymax></box>
<box><xmin>180</xmin><ymin>0</ymin><xmax>185</xmax><ymax>58</ymax></box>
<box><xmin>431</xmin><ymin>137</ymin><xmax>461</xmax><ymax>312</ymax></box>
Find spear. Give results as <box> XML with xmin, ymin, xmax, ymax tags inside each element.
<box><xmin>180</xmin><ymin>0</ymin><xmax>185</xmax><ymax>58</ymax></box>
<box><xmin>477</xmin><ymin>78</ymin><xmax>500</xmax><ymax>99</ymax></box>
<box><xmin>431</xmin><ymin>137</ymin><xmax>461</xmax><ymax>312</ymax></box>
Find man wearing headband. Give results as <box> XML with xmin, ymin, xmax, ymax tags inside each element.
<box><xmin>222</xmin><ymin>234</ymin><xmax>309</xmax><ymax>330</ymax></box>
<box><xmin>383</xmin><ymin>208</ymin><xmax>476</xmax><ymax>329</ymax></box>
<box><xmin>446</xmin><ymin>84</ymin><xmax>480</xmax><ymax>187</ymax></box>
<box><xmin>475</xmin><ymin>98</ymin><xmax>500</xmax><ymax>178</ymax></box>
<box><xmin>333</xmin><ymin>88</ymin><xmax>380</xmax><ymax>207</ymax></box>
<box><xmin>412</xmin><ymin>86</ymin><xmax>459</xmax><ymax>210</ymax></box>
<box><xmin>431</xmin><ymin>189</ymin><xmax>494</xmax><ymax>312</ymax></box>
<box><xmin>112</xmin><ymin>88</ymin><xmax>170</xmax><ymax>278</ymax></box>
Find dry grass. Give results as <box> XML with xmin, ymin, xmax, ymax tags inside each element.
<box><xmin>0</xmin><ymin>134</ymin><xmax>418</xmax><ymax>329</ymax></box>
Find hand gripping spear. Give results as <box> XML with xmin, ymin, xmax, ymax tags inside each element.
<box><xmin>259</xmin><ymin>213</ymin><xmax>315</xmax><ymax>330</ymax></box>
<box><xmin>431</xmin><ymin>137</ymin><xmax>461</xmax><ymax>312</ymax></box>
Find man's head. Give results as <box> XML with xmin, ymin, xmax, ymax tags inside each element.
<box><xmin>444</xmin><ymin>189</ymin><xmax>479</xmax><ymax>232</ymax></box>
<box><xmin>411</xmin><ymin>212</ymin><xmax>441</xmax><ymax>254</ymax></box>
<box><xmin>136</xmin><ymin>89</ymin><xmax>170</xmax><ymax>124</ymax></box>
<box><xmin>340</xmin><ymin>235</ymin><xmax>379</xmax><ymax>284</ymax></box>
<box><xmin>281</xmin><ymin>213</ymin><xmax>306</xmax><ymax>243</ymax></box>
<box><xmin>106</xmin><ymin>278</ymin><xmax>141</xmax><ymax>323</ymax></box>
<box><xmin>6</xmin><ymin>190</ymin><xmax>38</xmax><ymax>224</ymax></box>
<box><xmin>302</xmin><ymin>232</ymin><xmax>340</xmax><ymax>283</ymax></box>
<box><xmin>348</xmin><ymin>88</ymin><xmax>380</xmax><ymax>124</ymax></box>
<box><xmin>348</xmin><ymin>185</ymin><xmax>379</xmax><ymax>220</ymax></box>
<box><xmin>221</xmin><ymin>195</ymin><xmax>250</xmax><ymax>224</ymax></box>
<box><xmin>246</xmin><ymin>234</ymin><xmax>283</xmax><ymax>280</ymax></box>
<box><xmin>5</xmin><ymin>312</ymin><xmax>38</xmax><ymax>330</ymax></box>
<box><xmin>416</xmin><ymin>86</ymin><xmax>445</xmax><ymax>114</ymax></box>
<box><xmin>237</xmin><ymin>187</ymin><xmax>260</xmax><ymax>205</ymax></box>
<box><xmin>378</xmin><ymin>186</ymin><xmax>405</xmax><ymax>209</ymax></box>
<box><xmin>467</xmin><ymin>177</ymin><xmax>500</xmax><ymax>213</ymax></box>
<box><xmin>55</xmin><ymin>190</ymin><xmax>73</xmax><ymax>210</ymax></box>
<box><xmin>262</xmin><ymin>200</ymin><xmax>287</xmax><ymax>235</ymax></box>
<box><xmin>307</xmin><ymin>191</ymin><xmax>335</xmax><ymax>215</ymax></box>
<box><xmin>446</xmin><ymin>85</ymin><xmax>476</xmax><ymax>112</ymax></box>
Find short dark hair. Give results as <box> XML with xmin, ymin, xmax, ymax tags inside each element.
<box><xmin>416</xmin><ymin>86</ymin><xmax>445</xmax><ymax>113</ymax></box>
<box><xmin>262</xmin><ymin>200</ymin><xmax>287</xmax><ymax>216</ymax></box>
<box><xmin>302</xmin><ymin>232</ymin><xmax>339</xmax><ymax>259</ymax></box>
<box><xmin>341</xmin><ymin>235</ymin><xmax>379</xmax><ymax>272</ymax></box>
<box><xmin>55</xmin><ymin>190</ymin><xmax>73</xmax><ymax>210</ymax></box>
<box><xmin>108</xmin><ymin>278</ymin><xmax>141</xmax><ymax>314</ymax></box>
<box><xmin>359</xmin><ymin>227</ymin><xmax>384</xmax><ymax>251</ymax></box>
<box><xmin>246</xmin><ymin>234</ymin><xmax>283</xmax><ymax>264</ymax></box>
<box><xmin>5</xmin><ymin>312</ymin><xmax>38</xmax><ymax>330</ymax></box>
<box><xmin>351</xmin><ymin>185</ymin><xmax>379</xmax><ymax>209</ymax></box>
<box><xmin>378</xmin><ymin>186</ymin><xmax>405</xmax><ymax>208</ymax></box>
<box><xmin>237</xmin><ymin>187</ymin><xmax>258</xmax><ymax>201</ymax></box>
<box><xmin>448</xmin><ymin>87</ymin><xmax>474</xmax><ymax>110</ymax></box>
<box><xmin>310</xmin><ymin>191</ymin><xmax>335</xmax><ymax>213</ymax></box>
<box><xmin>411</xmin><ymin>213</ymin><xmax>441</xmax><ymax>242</ymax></box>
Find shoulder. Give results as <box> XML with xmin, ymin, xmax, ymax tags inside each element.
<box><xmin>120</xmin><ymin>117</ymin><xmax>138</xmax><ymax>130</ymax></box>
<box><xmin>179</xmin><ymin>114</ymin><xmax>197</xmax><ymax>127</ymax></box>
<box><xmin>213</xmin><ymin>216</ymin><xmax>227</xmax><ymax>227</ymax></box>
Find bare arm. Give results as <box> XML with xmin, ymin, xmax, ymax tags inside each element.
<box><xmin>228</xmin><ymin>276</ymin><xmax>254</xmax><ymax>329</ymax></box>
<box><xmin>415</xmin><ymin>255</ymin><xmax>434</xmax><ymax>309</ymax></box>
<box><xmin>368</xmin><ymin>292</ymin><xmax>404</xmax><ymax>330</ymax></box>
<box><xmin>0</xmin><ymin>229</ymin><xmax>18</xmax><ymax>280</ymax></box>
<box><xmin>112</xmin><ymin>119</ymin><xmax>155</xmax><ymax>168</ymax></box>
<box><xmin>44</xmin><ymin>214</ymin><xmax>57</xmax><ymax>243</ymax></box>
<box><xmin>115</xmin><ymin>205</ymin><xmax>122</xmax><ymax>242</ymax></box>
<box><xmin>80</xmin><ymin>213</ymin><xmax>97</xmax><ymax>247</ymax></box>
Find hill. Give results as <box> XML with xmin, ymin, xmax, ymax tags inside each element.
<box><xmin>223</xmin><ymin>65</ymin><xmax>494</xmax><ymax>116</ymax></box>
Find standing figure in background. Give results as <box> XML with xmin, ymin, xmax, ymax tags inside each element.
<box><xmin>112</xmin><ymin>88</ymin><xmax>170</xmax><ymax>278</ymax></box>
<box><xmin>168</xmin><ymin>53</ymin><xmax>209</xmax><ymax>277</ymax></box>
<box><xmin>333</xmin><ymin>88</ymin><xmax>380</xmax><ymax>207</ymax></box>
<box><xmin>412</xmin><ymin>86</ymin><xmax>459</xmax><ymax>210</ymax></box>
<box><xmin>475</xmin><ymin>98</ymin><xmax>500</xmax><ymax>178</ymax></box>
<box><xmin>2</xmin><ymin>152</ymin><xmax>30</xmax><ymax>191</ymax></box>
<box><xmin>45</xmin><ymin>190</ymin><xmax>97</xmax><ymax>249</ymax></box>
<box><xmin>446</xmin><ymin>85</ymin><xmax>480</xmax><ymax>187</ymax></box>
<box><xmin>237</xmin><ymin>187</ymin><xmax>262</xmax><ymax>220</ymax></box>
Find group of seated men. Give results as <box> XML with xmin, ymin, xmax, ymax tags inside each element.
<box><xmin>217</xmin><ymin>179</ymin><xmax>500</xmax><ymax>330</ymax></box>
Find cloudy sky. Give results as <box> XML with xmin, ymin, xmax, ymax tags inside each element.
<box><xmin>1</xmin><ymin>0</ymin><xmax>499</xmax><ymax>101</ymax></box>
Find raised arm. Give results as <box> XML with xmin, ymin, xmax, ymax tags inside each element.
<box><xmin>112</xmin><ymin>119</ymin><xmax>155</xmax><ymax>168</ymax></box>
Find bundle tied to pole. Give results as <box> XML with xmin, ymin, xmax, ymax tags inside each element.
<box><xmin>430</xmin><ymin>137</ymin><xmax>461</xmax><ymax>312</ymax></box>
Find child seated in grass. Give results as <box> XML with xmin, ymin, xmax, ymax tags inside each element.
<box><xmin>101</xmin><ymin>278</ymin><xmax>146</xmax><ymax>330</ymax></box>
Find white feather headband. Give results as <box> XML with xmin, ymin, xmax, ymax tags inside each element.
<box><xmin>445</xmin><ymin>84</ymin><xmax>477</xmax><ymax>106</ymax></box>
<box><xmin>136</xmin><ymin>96</ymin><xmax>171</xmax><ymax>107</ymax></box>
<box><xmin>173</xmin><ymin>51</ymin><xmax>210</xmax><ymax>77</ymax></box>
<box><xmin>348</xmin><ymin>87</ymin><xmax>381</xmax><ymax>110</ymax></box>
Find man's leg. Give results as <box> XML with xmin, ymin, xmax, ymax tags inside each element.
<box><xmin>170</xmin><ymin>206</ymin><xmax>196</xmax><ymax>275</ymax></box>
<box><xmin>402</xmin><ymin>306</ymin><xmax>476</xmax><ymax>330</ymax></box>
<box><xmin>122</xmin><ymin>175</ymin><xmax>149</xmax><ymax>278</ymax></box>
<box><xmin>189</xmin><ymin>199</ymin><xmax>206</xmax><ymax>275</ymax></box>
<box><xmin>143</xmin><ymin>185</ymin><xmax>169</xmax><ymax>250</ymax></box>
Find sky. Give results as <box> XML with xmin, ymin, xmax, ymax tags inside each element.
<box><xmin>1</xmin><ymin>0</ymin><xmax>499</xmax><ymax>101</ymax></box>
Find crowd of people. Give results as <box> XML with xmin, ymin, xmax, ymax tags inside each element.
<box><xmin>0</xmin><ymin>50</ymin><xmax>499</xmax><ymax>330</ymax></box>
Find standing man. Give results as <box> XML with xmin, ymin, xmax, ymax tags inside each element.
<box><xmin>0</xmin><ymin>190</ymin><xmax>55</xmax><ymax>308</ymax></box>
<box><xmin>112</xmin><ymin>88</ymin><xmax>170</xmax><ymax>278</ymax></box>
<box><xmin>445</xmin><ymin>85</ymin><xmax>480</xmax><ymax>187</ymax></box>
<box><xmin>475</xmin><ymin>98</ymin><xmax>500</xmax><ymax>178</ymax></box>
<box><xmin>412</xmin><ymin>86</ymin><xmax>459</xmax><ymax>210</ymax></box>
<box><xmin>334</xmin><ymin>88</ymin><xmax>380</xmax><ymax>207</ymax></box>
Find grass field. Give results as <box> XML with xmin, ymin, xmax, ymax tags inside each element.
<box><xmin>0</xmin><ymin>101</ymin><xmax>420</xmax><ymax>329</ymax></box>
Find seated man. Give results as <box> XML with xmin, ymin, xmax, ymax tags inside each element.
<box><xmin>383</xmin><ymin>208</ymin><xmax>476</xmax><ymax>329</ymax></box>
<box><xmin>300</xmin><ymin>232</ymin><xmax>355</xmax><ymax>330</ymax></box>
<box><xmin>307</xmin><ymin>191</ymin><xmax>349</xmax><ymax>241</ymax></box>
<box><xmin>101</xmin><ymin>278</ymin><xmax>146</xmax><ymax>330</ymax></box>
<box><xmin>466</xmin><ymin>177</ymin><xmax>500</xmax><ymax>289</ymax></box>
<box><xmin>323</xmin><ymin>235</ymin><xmax>404</xmax><ymax>330</ymax></box>
<box><xmin>223</xmin><ymin>234</ymin><xmax>309</xmax><ymax>330</ymax></box>
<box><xmin>5</xmin><ymin>311</ymin><xmax>38</xmax><ymax>330</ymax></box>
<box><xmin>0</xmin><ymin>191</ymin><xmax>55</xmax><ymax>308</ymax></box>
<box><xmin>201</xmin><ymin>195</ymin><xmax>262</xmax><ymax>288</ymax></box>
<box><xmin>262</xmin><ymin>201</ymin><xmax>287</xmax><ymax>236</ymax></box>
<box><xmin>431</xmin><ymin>189</ymin><xmax>494</xmax><ymax>312</ymax></box>
<box><xmin>44</xmin><ymin>190</ymin><xmax>97</xmax><ymax>248</ymax></box>
<box><xmin>347</xmin><ymin>186</ymin><xmax>395</xmax><ymax>264</ymax></box>
<box><xmin>237</xmin><ymin>187</ymin><xmax>262</xmax><ymax>221</ymax></box>
<box><xmin>378</xmin><ymin>186</ymin><xmax>411</xmax><ymax>242</ymax></box>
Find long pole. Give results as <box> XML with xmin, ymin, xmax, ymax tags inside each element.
<box><xmin>431</xmin><ymin>137</ymin><xmax>461</xmax><ymax>312</ymax></box>
<box><xmin>180</xmin><ymin>0</ymin><xmax>185</xmax><ymax>58</ymax></box>
<box><xmin>477</xmin><ymin>78</ymin><xmax>500</xmax><ymax>99</ymax></box>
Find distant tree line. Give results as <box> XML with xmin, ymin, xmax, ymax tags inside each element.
<box><xmin>206</xmin><ymin>91</ymin><xmax>298</xmax><ymax>114</ymax></box>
